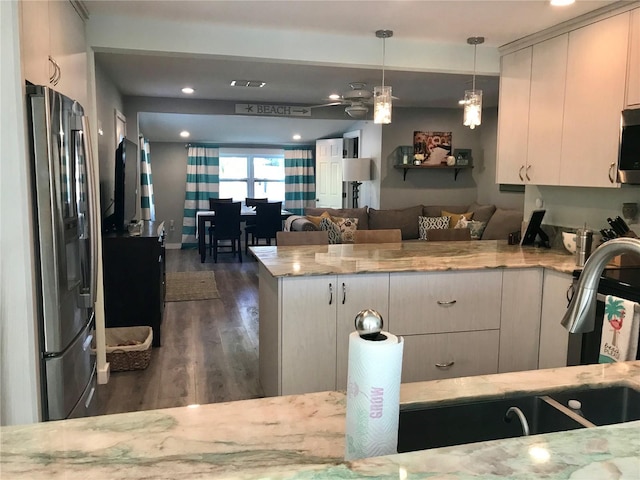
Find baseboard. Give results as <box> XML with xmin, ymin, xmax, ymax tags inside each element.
<box><xmin>166</xmin><ymin>243</ymin><xmax>182</xmax><ymax>250</ymax></box>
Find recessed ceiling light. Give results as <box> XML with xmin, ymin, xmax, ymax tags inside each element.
<box><xmin>550</xmin><ymin>0</ymin><xmax>575</xmax><ymax>6</ymax></box>
<box><xmin>329</xmin><ymin>94</ymin><xmax>341</xmax><ymax>100</ymax></box>
<box><xmin>292</xmin><ymin>134</ymin><xmax>302</xmax><ymax>140</ymax></box>
<box><xmin>181</xmin><ymin>87</ymin><xmax>195</xmax><ymax>94</ymax></box>
<box><xmin>180</xmin><ymin>131</ymin><xmax>190</xmax><ymax>138</ymax></box>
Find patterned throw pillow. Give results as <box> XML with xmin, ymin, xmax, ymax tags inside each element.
<box><xmin>467</xmin><ymin>220</ymin><xmax>487</xmax><ymax>240</ymax></box>
<box><xmin>442</xmin><ymin>210</ymin><xmax>474</xmax><ymax>229</ymax></box>
<box><xmin>418</xmin><ymin>216</ymin><xmax>450</xmax><ymax>240</ymax></box>
<box><xmin>332</xmin><ymin>217</ymin><xmax>359</xmax><ymax>243</ymax></box>
<box><xmin>318</xmin><ymin>217</ymin><xmax>342</xmax><ymax>244</ymax></box>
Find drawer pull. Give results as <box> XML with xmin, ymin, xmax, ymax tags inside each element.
<box><xmin>342</xmin><ymin>282</ymin><xmax>346</xmax><ymax>304</ymax></box>
<box><xmin>328</xmin><ymin>283</ymin><xmax>333</xmax><ymax>305</ymax></box>
<box><xmin>436</xmin><ymin>300</ymin><xmax>457</xmax><ymax>306</ymax></box>
<box><xmin>435</xmin><ymin>361</ymin><xmax>455</xmax><ymax>368</ymax></box>
<box><xmin>518</xmin><ymin>165</ymin><xmax>525</xmax><ymax>181</ymax></box>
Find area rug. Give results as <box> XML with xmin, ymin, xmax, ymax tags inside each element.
<box><xmin>165</xmin><ymin>271</ymin><xmax>220</xmax><ymax>302</ymax></box>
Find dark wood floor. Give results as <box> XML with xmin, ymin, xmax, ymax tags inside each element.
<box><xmin>95</xmin><ymin>249</ymin><xmax>263</xmax><ymax>415</ymax></box>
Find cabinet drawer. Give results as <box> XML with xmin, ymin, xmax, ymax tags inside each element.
<box><xmin>389</xmin><ymin>270</ymin><xmax>502</xmax><ymax>335</ymax></box>
<box><xmin>401</xmin><ymin>330</ymin><xmax>500</xmax><ymax>383</ymax></box>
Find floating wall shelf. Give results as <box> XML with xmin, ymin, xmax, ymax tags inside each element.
<box><xmin>394</xmin><ymin>164</ymin><xmax>473</xmax><ymax>181</ymax></box>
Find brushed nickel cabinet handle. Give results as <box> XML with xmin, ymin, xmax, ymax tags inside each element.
<box><xmin>436</xmin><ymin>299</ymin><xmax>457</xmax><ymax>306</ymax></box>
<box><xmin>608</xmin><ymin>162</ymin><xmax>616</xmax><ymax>183</ymax></box>
<box><xmin>435</xmin><ymin>361</ymin><xmax>455</xmax><ymax>368</ymax></box>
<box><xmin>525</xmin><ymin>165</ymin><xmax>531</xmax><ymax>181</ymax></box>
<box><xmin>342</xmin><ymin>282</ymin><xmax>346</xmax><ymax>304</ymax></box>
<box><xmin>518</xmin><ymin>165</ymin><xmax>525</xmax><ymax>181</ymax></box>
<box><xmin>329</xmin><ymin>283</ymin><xmax>333</xmax><ymax>305</ymax></box>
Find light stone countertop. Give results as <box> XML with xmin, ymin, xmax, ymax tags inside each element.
<box><xmin>2</xmin><ymin>362</ymin><xmax>639</xmax><ymax>479</ymax></box>
<box><xmin>250</xmin><ymin>240</ymin><xmax>579</xmax><ymax>277</ymax></box>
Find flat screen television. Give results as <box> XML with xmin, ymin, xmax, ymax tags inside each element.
<box><xmin>104</xmin><ymin>138</ymin><xmax>138</xmax><ymax>232</ymax></box>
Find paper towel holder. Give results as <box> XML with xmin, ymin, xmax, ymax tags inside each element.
<box><xmin>355</xmin><ymin>309</ymin><xmax>386</xmax><ymax>341</ymax></box>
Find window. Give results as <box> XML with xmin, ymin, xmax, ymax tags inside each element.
<box><xmin>219</xmin><ymin>148</ymin><xmax>285</xmax><ymax>203</ymax></box>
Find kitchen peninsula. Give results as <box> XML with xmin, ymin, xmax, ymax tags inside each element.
<box><xmin>252</xmin><ymin>240</ymin><xmax>580</xmax><ymax>396</ymax></box>
<box><xmin>2</xmin><ymin>362</ymin><xmax>639</xmax><ymax>479</ymax></box>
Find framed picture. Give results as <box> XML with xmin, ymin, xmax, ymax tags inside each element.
<box><xmin>413</xmin><ymin>131</ymin><xmax>452</xmax><ymax>165</ymax></box>
<box><xmin>453</xmin><ymin>148</ymin><xmax>473</xmax><ymax>166</ymax></box>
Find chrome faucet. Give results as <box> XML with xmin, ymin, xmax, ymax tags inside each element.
<box><xmin>562</xmin><ymin>238</ymin><xmax>640</xmax><ymax>333</ymax></box>
<box><xmin>504</xmin><ymin>406</ymin><xmax>530</xmax><ymax>436</ymax></box>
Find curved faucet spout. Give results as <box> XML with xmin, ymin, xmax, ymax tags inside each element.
<box><xmin>561</xmin><ymin>238</ymin><xmax>640</xmax><ymax>333</ymax></box>
<box><xmin>504</xmin><ymin>406</ymin><xmax>530</xmax><ymax>436</ymax></box>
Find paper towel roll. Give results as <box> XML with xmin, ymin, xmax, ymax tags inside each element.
<box><xmin>344</xmin><ymin>331</ymin><xmax>404</xmax><ymax>461</ymax></box>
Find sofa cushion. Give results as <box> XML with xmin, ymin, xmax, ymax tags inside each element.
<box><xmin>418</xmin><ymin>215</ymin><xmax>450</xmax><ymax>240</ymax></box>
<box><xmin>332</xmin><ymin>217</ymin><xmax>359</xmax><ymax>243</ymax></box>
<box><xmin>305</xmin><ymin>207</ymin><xmax>369</xmax><ymax>230</ymax></box>
<box><xmin>467</xmin><ymin>220</ymin><xmax>488</xmax><ymax>240</ymax></box>
<box><xmin>369</xmin><ymin>205</ymin><xmax>423</xmax><ymax>240</ymax></box>
<box><xmin>422</xmin><ymin>205</ymin><xmax>470</xmax><ymax>217</ymax></box>
<box><xmin>468</xmin><ymin>202</ymin><xmax>497</xmax><ymax>224</ymax></box>
<box><xmin>481</xmin><ymin>208</ymin><xmax>524</xmax><ymax>240</ymax></box>
<box><xmin>442</xmin><ymin>210</ymin><xmax>474</xmax><ymax>229</ymax></box>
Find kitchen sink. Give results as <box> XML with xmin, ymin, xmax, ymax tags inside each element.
<box><xmin>398</xmin><ymin>395</ymin><xmax>585</xmax><ymax>453</ymax></box>
<box><xmin>548</xmin><ymin>385</ymin><xmax>640</xmax><ymax>426</ymax></box>
<box><xmin>397</xmin><ymin>385</ymin><xmax>640</xmax><ymax>453</ymax></box>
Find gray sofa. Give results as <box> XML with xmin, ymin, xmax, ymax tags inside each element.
<box><xmin>287</xmin><ymin>203</ymin><xmax>524</xmax><ymax>242</ymax></box>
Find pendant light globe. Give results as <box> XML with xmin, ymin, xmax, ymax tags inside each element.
<box><xmin>374</xmin><ymin>29</ymin><xmax>393</xmax><ymax>124</ymax></box>
<box><xmin>462</xmin><ymin>36</ymin><xmax>484</xmax><ymax>129</ymax></box>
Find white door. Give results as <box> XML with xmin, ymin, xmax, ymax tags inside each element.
<box><xmin>315</xmin><ymin>138</ymin><xmax>343</xmax><ymax>208</ymax></box>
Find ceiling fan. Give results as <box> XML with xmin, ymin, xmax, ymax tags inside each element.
<box><xmin>310</xmin><ymin>82</ymin><xmax>374</xmax><ymax>118</ymax></box>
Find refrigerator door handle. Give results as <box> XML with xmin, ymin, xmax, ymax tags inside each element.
<box><xmin>81</xmin><ymin>116</ymin><xmax>99</xmax><ymax>308</ymax></box>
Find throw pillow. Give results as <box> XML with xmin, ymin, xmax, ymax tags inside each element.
<box><xmin>332</xmin><ymin>216</ymin><xmax>359</xmax><ymax>243</ymax></box>
<box><xmin>442</xmin><ymin>210</ymin><xmax>474</xmax><ymax>229</ymax></box>
<box><xmin>418</xmin><ymin>216</ymin><xmax>450</xmax><ymax>240</ymax></box>
<box><xmin>318</xmin><ymin>217</ymin><xmax>342</xmax><ymax>244</ymax></box>
<box><xmin>467</xmin><ymin>220</ymin><xmax>487</xmax><ymax>240</ymax></box>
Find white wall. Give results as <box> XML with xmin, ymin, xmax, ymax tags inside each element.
<box><xmin>0</xmin><ymin>0</ymin><xmax>41</xmax><ymax>425</ymax></box>
<box><xmin>525</xmin><ymin>185</ymin><xmax>640</xmax><ymax>231</ymax></box>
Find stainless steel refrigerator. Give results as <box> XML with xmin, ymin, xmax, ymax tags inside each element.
<box><xmin>26</xmin><ymin>85</ymin><xmax>99</xmax><ymax>420</ymax></box>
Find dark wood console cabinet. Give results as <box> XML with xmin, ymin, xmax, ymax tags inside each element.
<box><xmin>102</xmin><ymin>221</ymin><xmax>165</xmax><ymax>347</ymax></box>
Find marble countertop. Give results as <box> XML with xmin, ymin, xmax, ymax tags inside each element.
<box><xmin>250</xmin><ymin>240</ymin><xmax>578</xmax><ymax>277</ymax></box>
<box><xmin>2</xmin><ymin>362</ymin><xmax>639</xmax><ymax>479</ymax></box>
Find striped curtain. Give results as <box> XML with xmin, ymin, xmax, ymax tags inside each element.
<box><xmin>181</xmin><ymin>146</ymin><xmax>219</xmax><ymax>248</ymax></box>
<box><xmin>284</xmin><ymin>147</ymin><xmax>315</xmax><ymax>215</ymax></box>
<box><xmin>139</xmin><ymin>137</ymin><xmax>155</xmax><ymax>221</ymax></box>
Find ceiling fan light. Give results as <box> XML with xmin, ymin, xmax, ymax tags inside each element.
<box><xmin>374</xmin><ymin>85</ymin><xmax>392</xmax><ymax>124</ymax></box>
<box><xmin>463</xmin><ymin>89</ymin><xmax>482</xmax><ymax>130</ymax></box>
<box><xmin>345</xmin><ymin>104</ymin><xmax>369</xmax><ymax>118</ymax></box>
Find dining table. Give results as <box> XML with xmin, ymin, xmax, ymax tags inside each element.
<box><xmin>197</xmin><ymin>206</ymin><xmax>293</xmax><ymax>262</ymax></box>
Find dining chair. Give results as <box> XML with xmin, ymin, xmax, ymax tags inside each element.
<box><xmin>244</xmin><ymin>197</ymin><xmax>268</xmax><ymax>229</ymax></box>
<box><xmin>210</xmin><ymin>201</ymin><xmax>242</xmax><ymax>263</ymax></box>
<box><xmin>353</xmin><ymin>229</ymin><xmax>402</xmax><ymax>244</ymax></box>
<box><xmin>276</xmin><ymin>230</ymin><xmax>329</xmax><ymax>246</ymax></box>
<box><xmin>245</xmin><ymin>201</ymin><xmax>283</xmax><ymax>254</ymax></box>
<box><xmin>208</xmin><ymin>198</ymin><xmax>233</xmax><ymax>253</ymax></box>
<box><xmin>426</xmin><ymin>228</ymin><xmax>471</xmax><ymax>241</ymax></box>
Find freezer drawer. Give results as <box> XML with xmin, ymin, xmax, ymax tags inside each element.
<box><xmin>44</xmin><ymin>316</ymin><xmax>95</xmax><ymax>420</ymax></box>
<box><xmin>68</xmin><ymin>364</ymin><xmax>97</xmax><ymax>419</ymax></box>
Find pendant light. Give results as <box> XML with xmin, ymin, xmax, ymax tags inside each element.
<box><xmin>374</xmin><ymin>29</ymin><xmax>393</xmax><ymax>124</ymax></box>
<box><xmin>461</xmin><ymin>36</ymin><xmax>484</xmax><ymax>130</ymax></box>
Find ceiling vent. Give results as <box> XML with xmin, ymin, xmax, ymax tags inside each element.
<box><xmin>230</xmin><ymin>80</ymin><xmax>266</xmax><ymax>88</ymax></box>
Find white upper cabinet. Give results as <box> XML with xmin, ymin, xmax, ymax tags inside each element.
<box><xmin>20</xmin><ymin>0</ymin><xmax>87</xmax><ymax>106</ymax></box>
<box><xmin>496</xmin><ymin>47</ymin><xmax>532</xmax><ymax>185</ymax></box>
<box><xmin>526</xmin><ymin>34</ymin><xmax>568</xmax><ymax>186</ymax></box>
<box><xmin>627</xmin><ymin>8</ymin><xmax>640</xmax><ymax>108</ymax></box>
<box><xmin>559</xmin><ymin>13</ymin><xmax>629</xmax><ymax>188</ymax></box>
<box><xmin>497</xmin><ymin>9</ymin><xmax>632</xmax><ymax>188</ymax></box>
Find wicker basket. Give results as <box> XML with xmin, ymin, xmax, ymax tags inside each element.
<box><xmin>103</xmin><ymin>326</ymin><xmax>153</xmax><ymax>372</ymax></box>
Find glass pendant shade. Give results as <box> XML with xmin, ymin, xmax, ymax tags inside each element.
<box><xmin>463</xmin><ymin>89</ymin><xmax>482</xmax><ymax>129</ymax></box>
<box><xmin>374</xmin><ymin>85</ymin><xmax>392</xmax><ymax>124</ymax></box>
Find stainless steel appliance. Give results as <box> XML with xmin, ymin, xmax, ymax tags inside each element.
<box><xmin>617</xmin><ymin>108</ymin><xmax>640</xmax><ymax>184</ymax></box>
<box><xmin>26</xmin><ymin>85</ymin><xmax>99</xmax><ymax>420</ymax></box>
<box><xmin>570</xmin><ymin>267</ymin><xmax>640</xmax><ymax>365</ymax></box>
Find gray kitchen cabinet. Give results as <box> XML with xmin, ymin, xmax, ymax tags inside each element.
<box><xmin>538</xmin><ymin>270</ymin><xmax>573</xmax><ymax>369</ymax></box>
<box><xmin>498</xmin><ymin>268</ymin><xmax>543</xmax><ymax>373</ymax></box>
